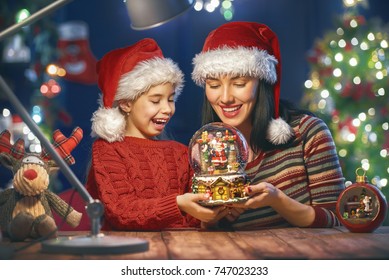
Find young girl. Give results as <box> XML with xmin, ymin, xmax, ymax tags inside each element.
<box><xmin>191</xmin><ymin>22</ymin><xmax>345</xmax><ymax>229</ymax></box>
<box><xmin>86</xmin><ymin>38</ymin><xmax>217</xmax><ymax>230</ymax></box>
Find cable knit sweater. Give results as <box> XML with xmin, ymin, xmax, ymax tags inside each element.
<box><xmin>230</xmin><ymin>115</ymin><xmax>345</xmax><ymax>229</ymax></box>
<box><xmin>86</xmin><ymin>137</ymin><xmax>199</xmax><ymax>230</ymax></box>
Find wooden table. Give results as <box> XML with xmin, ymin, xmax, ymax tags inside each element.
<box><xmin>1</xmin><ymin>226</ymin><xmax>389</xmax><ymax>260</ymax></box>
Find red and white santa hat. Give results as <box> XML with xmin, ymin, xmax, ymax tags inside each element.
<box><xmin>91</xmin><ymin>38</ymin><xmax>184</xmax><ymax>142</ymax></box>
<box><xmin>192</xmin><ymin>21</ymin><xmax>294</xmax><ymax>145</ymax></box>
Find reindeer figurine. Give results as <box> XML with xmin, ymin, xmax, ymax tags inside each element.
<box><xmin>0</xmin><ymin>127</ymin><xmax>83</xmax><ymax>241</ymax></box>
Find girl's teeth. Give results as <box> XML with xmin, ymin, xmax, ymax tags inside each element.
<box><xmin>154</xmin><ymin>119</ymin><xmax>168</xmax><ymax>124</ymax></box>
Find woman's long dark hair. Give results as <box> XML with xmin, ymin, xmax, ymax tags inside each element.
<box><xmin>201</xmin><ymin>80</ymin><xmax>314</xmax><ymax>153</ymax></box>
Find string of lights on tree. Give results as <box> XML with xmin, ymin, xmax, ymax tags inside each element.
<box><xmin>301</xmin><ymin>0</ymin><xmax>388</xmax><ymax>198</ymax></box>
<box><xmin>194</xmin><ymin>0</ymin><xmax>235</xmax><ymax>21</ymax></box>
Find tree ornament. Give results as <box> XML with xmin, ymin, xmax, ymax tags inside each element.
<box><xmin>336</xmin><ymin>168</ymin><xmax>388</xmax><ymax>232</ymax></box>
<box><xmin>2</xmin><ymin>34</ymin><xmax>30</xmax><ymax>63</ymax></box>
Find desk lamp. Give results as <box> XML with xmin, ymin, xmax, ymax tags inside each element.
<box><xmin>0</xmin><ymin>0</ymin><xmax>194</xmax><ymax>254</ymax></box>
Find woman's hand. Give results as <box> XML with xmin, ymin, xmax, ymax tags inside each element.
<box><xmin>230</xmin><ymin>181</ymin><xmax>315</xmax><ymax>227</ymax></box>
<box><xmin>231</xmin><ymin>182</ymin><xmax>280</xmax><ymax>209</ymax></box>
<box><xmin>177</xmin><ymin>193</ymin><xmax>226</xmax><ymax>223</ymax></box>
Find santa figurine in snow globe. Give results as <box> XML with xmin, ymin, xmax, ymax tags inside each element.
<box><xmin>189</xmin><ymin>122</ymin><xmax>250</xmax><ymax>206</ymax></box>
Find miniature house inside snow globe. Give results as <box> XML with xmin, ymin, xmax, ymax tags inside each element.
<box><xmin>189</xmin><ymin>122</ymin><xmax>250</xmax><ymax>206</ymax></box>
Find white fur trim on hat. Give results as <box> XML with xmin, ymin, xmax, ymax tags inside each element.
<box><xmin>91</xmin><ymin>107</ymin><xmax>126</xmax><ymax>142</ymax></box>
<box><xmin>116</xmin><ymin>57</ymin><xmax>184</xmax><ymax>102</ymax></box>
<box><xmin>58</xmin><ymin>21</ymin><xmax>88</xmax><ymax>40</ymax></box>
<box><xmin>266</xmin><ymin>118</ymin><xmax>294</xmax><ymax>145</ymax></box>
<box><xmin>192</xmin><ymin>46</ymin><xmax>277</xmax><ymax>86</ymax></box>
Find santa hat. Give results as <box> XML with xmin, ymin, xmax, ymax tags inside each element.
<box><xmin>91</xmin><ymin>38</ymin><xmax>184</xmax><ymax>142</ymax></box>
<box><xmin>192</xmin><ymin>22</ymin><xmax>294</xmax><ymax>145</ymax></box>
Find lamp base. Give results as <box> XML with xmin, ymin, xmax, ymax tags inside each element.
<box><xmin>41</xmin><ymin>234</ymin><xmax>149</xmax><ymax>255</ymax></box>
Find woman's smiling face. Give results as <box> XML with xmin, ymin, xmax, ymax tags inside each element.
<box><xmin>205</xmin><ymin>76</ymin><xmax>259</xmax><ymax>132</ymax></box>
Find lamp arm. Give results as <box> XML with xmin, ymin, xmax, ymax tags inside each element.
<box><xmin>0</xmin><ymin>0</ymin><xmax>74</xmax><ymax>41</ymax></box>
<box><xmin>0</xmin><ymin>76</ymin><xmax>103</xmax><ymax>236</ymax></box>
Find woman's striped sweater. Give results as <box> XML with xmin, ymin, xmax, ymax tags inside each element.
<box><xmin>231</xmin><ymin>114</ymin><xmax>345</xmax><ymax>229</ymax></box>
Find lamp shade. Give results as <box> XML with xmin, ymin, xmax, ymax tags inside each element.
<box><xmin>126</xmin><ymin>0</ymin><xmax>194</xmax><ymax>30</ymax></box>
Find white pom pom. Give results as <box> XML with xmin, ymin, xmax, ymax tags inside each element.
<box><xmin>91</xmin><ymin>107</ymin><xmax>126</xmax><ymax>142</ymax></box>
<box><xmin>266</xmin><ymin>118</ymin><xmax>294</xmax><ymax>145</ymax></box>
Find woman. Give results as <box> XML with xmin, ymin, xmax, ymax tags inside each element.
<box><xmin>191</xmin><ymin>21</ymin><xmax>345</xmax><ymax>229</ymax></box>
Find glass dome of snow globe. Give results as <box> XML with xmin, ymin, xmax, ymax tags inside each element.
<box><xmin>188</xmin><ymin>122</ymin><xmax>250</xmax><ymax>206</ymax></box>
<box><xmin>188</xmin><ymin>122</ymin><xmax>249</xmax><ymax>175</ymax></box>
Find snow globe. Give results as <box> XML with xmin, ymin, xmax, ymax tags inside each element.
<box><xmin>188</xmin><ymin>122</ymin><xmax>250</xmax><ymax>206</ymax></box>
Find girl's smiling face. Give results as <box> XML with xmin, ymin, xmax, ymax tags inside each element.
<box><xmin>120</xmin><ymin>83</ymin><xmax>175</xmax><ymax>139</ymax></box>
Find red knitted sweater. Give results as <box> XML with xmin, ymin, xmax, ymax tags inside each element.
<box><xmin>86</xmin><ymin>136</ymin><xmax>199</xmax><ymax>230</ymax></box>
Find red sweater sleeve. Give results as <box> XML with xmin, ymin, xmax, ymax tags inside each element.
<box><xmin>86</xmin><ymin>138</ymin><xmax>198</xmax><ymax>230</ymax></box>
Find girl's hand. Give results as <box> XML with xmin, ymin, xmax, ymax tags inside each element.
<box><xmin>177</xmin><ymin>193</ymin><xmax>226</xmax><ymax>223</ymax></box>
<box><xmin>224</xmin><ymin>207</ymin><xmax>245</xmax><ymax>222</ymax></box>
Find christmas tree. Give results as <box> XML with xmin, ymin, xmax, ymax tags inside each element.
<box><xmin>302</xmin><ymin>0</ymin><xmax>389</xmax><ymax>223</ymax></box>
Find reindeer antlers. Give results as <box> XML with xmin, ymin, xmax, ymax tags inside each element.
<box><xmin>0</xmin><ymin>127</ymin><xmax>83</xmax><ymax>164</ymax></box>
<box><xmin>0</xmin><ymin>130</ymin><xmax>12</xmax><ymax>153</ymax></box>
<box><xmin>0</xmin><ymin>130</ymin><xmax>25</xmax><ymax>159</ymax></box>
<box><xmin>42</xmin><ymin>127</ymin><xmax>83</xmax><ymax>165</ymax></box>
